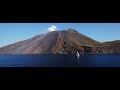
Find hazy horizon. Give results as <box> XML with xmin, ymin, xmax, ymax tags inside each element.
<box><xmin>0</xmin><ymin>23</ymin><xmax>120</xmax><ymax>47</ymax></box>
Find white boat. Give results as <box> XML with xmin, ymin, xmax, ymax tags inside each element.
<box><xmin>76</xmin><ymin>51</ymin><xmax>80</xmax><ymax>58</ymax></box>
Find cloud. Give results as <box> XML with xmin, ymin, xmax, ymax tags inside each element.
<box><xmin>48</xmin><ymin>25</ymin><xmax>57</xmax><ymax>32</ymax></box>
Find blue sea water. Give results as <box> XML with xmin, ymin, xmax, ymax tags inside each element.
<box><xmin>0</xmin><ymin>54</ymin><xmax>120</xmax><ymax>67</ymax></box>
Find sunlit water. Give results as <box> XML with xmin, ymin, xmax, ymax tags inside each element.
<box><xmin>0</xmin><ymin>54</ymin><xmax>120</xmax><ymax>67</ymax></box>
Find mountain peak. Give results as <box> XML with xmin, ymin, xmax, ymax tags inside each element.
<box><xmin>0</xmin><ymin>28</ymin><xmax>120</xmax><ymax>54</ymax></box>
<box><xmin>67</xmin><ymin>28</ymin><xmax>77</xmax><ymax>32</ymax></box>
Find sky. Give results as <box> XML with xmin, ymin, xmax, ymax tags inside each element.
<box><xmin>0</xmin><ymin>23</ymin><xmax>120</xmax><ymax>47</ymax></box>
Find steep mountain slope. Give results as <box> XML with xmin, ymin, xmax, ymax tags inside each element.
<box><xmin>51</xmin><ymin>29</ymin><xmax>99</xmax><ymax>54</ymax></box>
<box><xmin>0</xmin><ymin>29</ymin><xmax>120</xmax><ymax>54</ymax></box>
<box><xmin>0</xmin><ymin>32</ymin><xmax>58</xmax><ymax>54</ymax></box>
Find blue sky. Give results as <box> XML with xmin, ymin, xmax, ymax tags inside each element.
<box><xmin>0</xmin><ymin>23</ymin><xmax>120</xmax><ymax>47</ymax></box>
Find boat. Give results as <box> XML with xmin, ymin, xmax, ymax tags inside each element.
<box><xmin>76</xmin><ymin>51</ymin><xmax>80</xmax><ymax>58</ymax></box>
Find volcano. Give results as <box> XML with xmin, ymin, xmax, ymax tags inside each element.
<box><xmin>0</xmin><ymin>29</ymin><xmax>120</xmax><ymax>54</ymax></box>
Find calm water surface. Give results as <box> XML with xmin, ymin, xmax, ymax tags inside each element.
<box><xmin>0</xmin><ymin>54</ymin><xmax>120</xmax><ymax>67</ymax></box>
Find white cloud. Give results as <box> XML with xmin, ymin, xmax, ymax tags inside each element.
<box><xmin>48</xmin><ymin>25</ymin><xmax>57</xmax><ymax>32</ymax></box>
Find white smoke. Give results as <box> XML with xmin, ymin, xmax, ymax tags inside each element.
<box><xmin>48</xmin><ymin>25</ymin><xmax>57</xmax><ymax>32</ymax></box>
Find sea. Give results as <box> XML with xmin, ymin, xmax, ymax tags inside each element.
<box><xmin>0</xmin><ymin>54</ymin><xmax>120</xmax><ymax>67</ymax></box>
